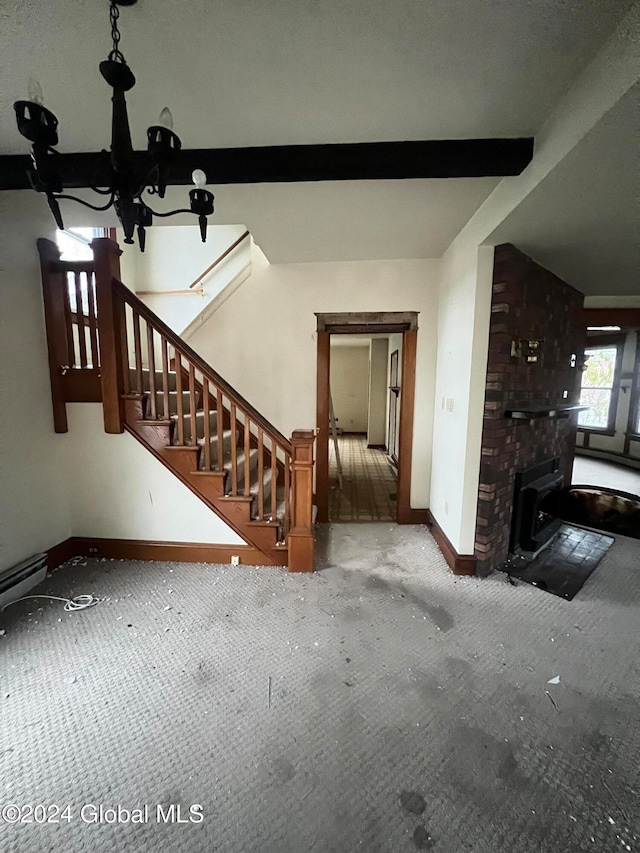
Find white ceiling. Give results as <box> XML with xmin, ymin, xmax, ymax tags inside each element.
<box><xmin>212</xmin><ymin>178</ymin><xmax>500</xmax><ymax>262</ymax></box>
<box><xmin>2</xmin><ymin>0</ymin><xmax>637</xmax><ymax>284</ymax></box>
<box><xmin>2</xmin><ymin>0</ymin><xmax>632</xmax><ymax>151</ymax></box>
<box><xmin>489</xmin><ymin>83</ymin><xmax>640</xmax><ymax>296</ymax></box>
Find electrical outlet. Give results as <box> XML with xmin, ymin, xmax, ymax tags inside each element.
<box><xmin>444</xmin><ymin>501</ymin><xmax>449</xmax><ymax>515</ymax></box>
<box><xmin>446</xmin><ymin>398</ymin><xmax>454</xmax><ymax>412</ymax></box>
<box><xmin>231</xmin><ymin>555</ymin><xmax>240</xmax><ymax>566</ymax></box>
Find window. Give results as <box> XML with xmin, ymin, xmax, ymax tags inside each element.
<box><xmin>578</xmin><ymin>338</ymin><xmax>623</xmax><ymax>432</ymax></box>
<box><xmin>56</xmin><ymin>227</ymin><xmax>104</xmax><ymax>260</ymax></box>
<box><xmin>632</xmin><ymin>338</ymin><xmax>640</xmax><ymax>437</ymax></box>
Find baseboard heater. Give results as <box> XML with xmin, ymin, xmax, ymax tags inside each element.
<box><xmin>0</xmin><ymin>553</ymin><xmax>47</xmax><ymax>610</ymax></box>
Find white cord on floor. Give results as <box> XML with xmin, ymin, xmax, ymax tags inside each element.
<box><xmin>4</xmin><ymin>594</ymin><xmax>100</xmax><ymax>612</ymax></box>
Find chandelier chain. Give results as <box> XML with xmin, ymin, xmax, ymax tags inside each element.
<box><xmin>108</xmin><ymin>1</ymin><xmax>126</xmax><ymax>64</ymax></box>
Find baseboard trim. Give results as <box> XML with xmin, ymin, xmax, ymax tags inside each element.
<box><xmin>397</xmin><ymin>507</ymin><xmax>431</xmax><ymax>525</ymax></box>
<box><xmin>46</xmin><ymin>538</ymin><xmax>81</xmax><ymax>570</ymax></box>
<box><xmin>575</xmin><ymin>446</ymin><xmax>640</xmax><ymax>470</ymax></box>
<box><xmin>425</xmin><ymin>511</ymin><xmax>477</xmax><ymax>576</ymax></box>
<box><xmin>46</xmin><ymin>537</ymin><xmax>269</xmax><ymax>568</ymax></box>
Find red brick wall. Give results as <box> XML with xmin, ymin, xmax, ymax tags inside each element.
<box><xmin>474</xmin><ymin>244</ymin><xmax>585</xmax><ymax>574</ymax></box>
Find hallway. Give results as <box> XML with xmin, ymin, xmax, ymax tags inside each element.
<box><xmin>329</xmin><ymin>434</ymin><xmax>397</xmax><ymax>522</ymax></box>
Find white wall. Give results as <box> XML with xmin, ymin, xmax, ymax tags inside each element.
<box><xmin>188</xmin><ymin>259</ymin><xmax>441</xmax><ymax>509</ymax></box>
<box><xmin>65</xmin><ymin>406</ymin><xmax>244</xmax><ymax>544</ymax></box>
<box><xmin>367</xmin><ymin>338</ymin><xmax>389</xmax><ymax>446</ymax></box>
<box><xmin>0</xmin><ymin>194</ymin><xmax>72</xmax><ymax>571</ymax></box>
<box><xmin>330</xmin><ymin>346</ymin><xmax>370</xmax><ymax>433</ymax></box>
<box><xmin>431</xmin><ymin>244</ymin><xmax>494</xmax><ymax>553</ymax></box>
<box><xmin>119</xmin><ymin>224</ymin><xmax>247</xmax><ymax>293</ymax></box>
<box><xmin>430</xmin><ymin>6</ymin><xmax>640</xmax><ymax>555</ymax></box>
<box><xmin>117</xmin><ymin>224</ymin><xmax>251</xmax><ymax>336</ymax></box>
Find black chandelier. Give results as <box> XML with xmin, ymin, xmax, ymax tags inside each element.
<box><xmin>13</xmin><ymin>0</ymin><xmax>214</xmax><ymax>251</ymax></box>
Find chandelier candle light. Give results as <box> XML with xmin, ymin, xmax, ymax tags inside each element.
<box><xmin>13</xmin><ymin>0</ymin><xmax>214</xmax><ymax>251</ymax></box>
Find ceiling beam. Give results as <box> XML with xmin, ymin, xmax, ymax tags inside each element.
<box><xmin>0</xmin><ymin>138</ymin><xmax>534</xmax><ymax>191</ymax></box>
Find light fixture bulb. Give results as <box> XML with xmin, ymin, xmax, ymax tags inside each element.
<box><xmin>27</xmin><ymin>76</ymin><xmax>44</xmax><ymax>104</ymax></box>
<box><xmin>158</xmin><ymin>107</ymin><xmax>173</xmax><ymax>130</ymax></box>
<box><xmin>192</xmin><ymin>169</ymin><xmax>207</xmax><ymax>188</ymax></box>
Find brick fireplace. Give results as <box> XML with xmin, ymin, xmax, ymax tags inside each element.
<box><xmin>474</xmin><ymin>244</ymin><xmax>586</xmax><ymax>575</ymax></box>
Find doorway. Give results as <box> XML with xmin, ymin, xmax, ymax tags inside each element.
<box><xmin>315</xmin><ymin>312</ymin><xmax>419</xmax><ymax>524</ymax></box>
<box><xmin>328</xmin><ymin>334</ymin><xmax>395</xmax><ymax>521</ymax></box>
<box><xmin>573</xmin><ymin>315</ymin><xmax>640</xmax><ymax>493</ymax></box>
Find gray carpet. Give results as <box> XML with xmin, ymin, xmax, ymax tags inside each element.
<box><xmin>1</xmin><ymin>524</ymin><xmax>638</xmax><ymax>852</ymax></box>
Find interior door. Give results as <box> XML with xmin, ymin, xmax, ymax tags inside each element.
<box><xmin>388</xmin><ymin>349</ymin><xmax>400</xmax><ymax>465</ymax></box>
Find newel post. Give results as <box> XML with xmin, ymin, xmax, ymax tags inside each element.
<box><xmin>37</xmin><ymin>238</ymin><xmax>69</xmax><ymax>433</ymax></box>
<box><xmin>287</xmin><ymin>429</ymin><xmax>316</xmax><ymax>573</ymax></box>
<box><xmin>92</xmin><ymin>237</ymin><xmax>125</xmax><ymax>433</ymax></box>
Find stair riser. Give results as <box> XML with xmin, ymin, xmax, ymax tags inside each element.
<box><xmin>196</xmin><ymin>435</ymin><xmax>235</xmax><ymax>468</ymax></box>
<box><xmin>129</xmin><ymin>368</ymin><xmax>178</xmax><ymax>393</ymax></box>
<box><xmin>176</xmin><ymin>411</ymin><xmax>221</xmax><ymax>443</ymax></box>
<box><xmin>146</xmin><ymin>391</ymin><xmax>201</xmax><ymax>418</ymax></box>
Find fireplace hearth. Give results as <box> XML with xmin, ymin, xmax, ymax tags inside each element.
<box><xmin>510</xmin><ymin>458</ymin><xmax>563</xmax><ymax>554</ymax></box>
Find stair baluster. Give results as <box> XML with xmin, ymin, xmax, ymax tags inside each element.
<box><xmin>146</xmin><ymin>321</ymin><xmax>157</xmax><ymax>420</ymax></box>
<box><xmin>160</xmin><ymin>336</ymin><xmax>170</xmax><ymax>418</ymax></box>
<box><xmin>202</xmin><ymin>379</ymin><xmax>211</xmax><ymax>470</ymax></box>
<box><xmin>216</xmin><ymin>388</ymin><xmax>224</xmax><ymax>471</ymax></box>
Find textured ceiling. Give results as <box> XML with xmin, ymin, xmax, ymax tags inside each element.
<box><xmin>1</xmin><ymin>0</ymin><xmax>632</xmax><ymax>152</ymax></box>
<box><xmin>1</xmin><ymin>0</ymin><xmax>636</xmax><ymax>278</ymax></box>
<box><xmin>489</xmin><ymin>84</ymin><xmax>640</xmax><ymax>296</ymax></box>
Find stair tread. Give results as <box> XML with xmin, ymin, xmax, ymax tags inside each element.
<box><xmin>218</xmin><ymin>494</ymin><xmax>254</xmax><ymax>504</ymax></box>
<box><xmin>196</xmin><ymin>429</ymin><xmax>233</xmax><ymax>446</ymax></box>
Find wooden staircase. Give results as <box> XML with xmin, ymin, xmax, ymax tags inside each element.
<box><xmin>37</xmin><ymin>237</ymin><xmax>315</xmax><ymax>571</ymax></box>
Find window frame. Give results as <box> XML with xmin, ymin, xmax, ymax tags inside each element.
<box><xmin>626</xmin><ymin>332</ymin><xmax>640</xmax><ymax>443</ymax></box>
<box><xmin>577</xmin><ymin>333</ymin><xmax>625</xmax><ymax>436</ymax></box>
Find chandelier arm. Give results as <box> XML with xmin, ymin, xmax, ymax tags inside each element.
<box><xmin>139</xmin><ymin>204</ymin><xmax>194</xmax><ymax>218</ymax></box>
<box><xmin>52</xmin><ymin>192</ymin><xmax>116</xmax><ymax>212</ymax></box>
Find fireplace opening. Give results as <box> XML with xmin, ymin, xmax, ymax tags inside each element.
<box><xmin>511</xmin><ymin>458</ymin><xmax>564</xmax><ymax>554</ymax></box>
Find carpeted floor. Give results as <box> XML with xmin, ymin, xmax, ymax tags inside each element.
<box><xmin>329</xmin><ymin>434</ymin><xmax>397</xmax><ymax>521</ymax></box>
<box><xmin>573</xmin><ymin>455</ymin><xmax>640</xmax><ymax>496</ymax></box>
<box><xmin>1</xmin><ymin>524</ymin><xmax>639</xmax><ymax>852</ymax></box>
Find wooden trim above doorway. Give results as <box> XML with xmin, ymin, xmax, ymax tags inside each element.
<box><xmin>315</xmin><ymin>312</ymin><xmax>419</xmax><ymax>524</ymax></box>
<box><xmin>316</xmin><ymin>311</ymin><xmax>419</xmax><ymax>332</ymax></box>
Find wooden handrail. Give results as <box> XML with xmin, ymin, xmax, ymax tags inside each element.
<box><xmin>187</xmin><ymin>230</ymin><xmax>250</xmax><ymax>289</ymax></box>
<box><xmin>111</xmin><ymin>276</ymin><xmax>292</xmax><ymax>453</ymax></box>
<box><xmin>136</xmin><ymin>288</ymin><xmax>203</xmax><ymax>296</ymax></box>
